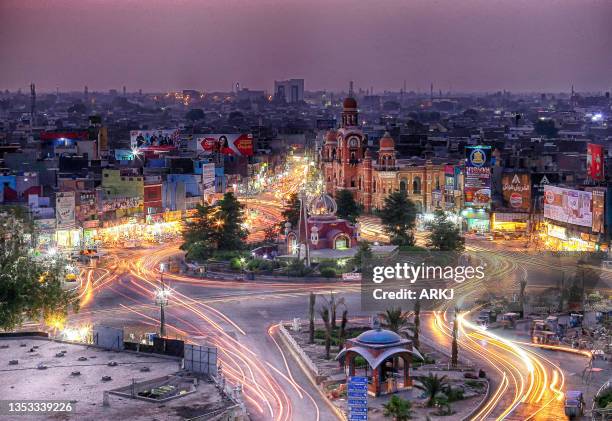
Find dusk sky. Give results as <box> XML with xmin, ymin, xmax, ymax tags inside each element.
<box><xmin>1</xmin><ymin>0</ymin><xmax>611</xmax><ymax>94</ymax></box>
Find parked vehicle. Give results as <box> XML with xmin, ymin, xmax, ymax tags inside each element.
<box><xmin>570</xmin><ymin>313</ymin><xmax>584</xmax><ymax>328</ymax></box>
<box><xmin>533</xmin><ymin>331</ymin><xmax>560</xmax><ymax>345</ymax></box>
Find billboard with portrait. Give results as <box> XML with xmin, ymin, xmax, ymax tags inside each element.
<box><xmin>502</xmin><ymin>173</ymin><xmax>531</xmax><ymax>211</ymax></box>
<box><xmin>195</xmin><ymin>134</ymin><xmax>254</xmax><ymax>157</ymax></box>
<box><xmin>587</xmin><ymin>143</ymin><xmax>605</xmax><ymax>181</ymax></box>
<box><xmin>543</xmin><ymin>185</ymin><xmax>592</xmax><ymax>227</ymax></box>
<box><xmin>130</xmin><ymin>129</ymin><xmax>180</xmax><ymax>148</ymax></box>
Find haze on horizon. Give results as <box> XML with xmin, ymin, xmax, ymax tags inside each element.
<box><xmin>1</xmin><ymin>0</ymin><xmax>611</xmax><ymax>94</ymax></box>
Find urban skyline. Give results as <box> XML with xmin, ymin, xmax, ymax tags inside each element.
<box><xmin>1</xmin><ymin>0</ymin><xmax>611</xmax><ymax>93</ymax></box>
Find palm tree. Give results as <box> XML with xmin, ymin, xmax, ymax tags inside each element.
<box><xmin>308</xmin><ymin>292</ymin><xmax>316</xmax><ymax>344</ymax></box>
<box><xmin>338</xmin><ymin>309</ymin><xmax>348</xmax><ymax>352</ymax></box>
<box><xmin>383</xmin><ymin>395</ymin><xmax>412</xmax><ymax>420</ymax></box>
<box><xmin>320</xmin><ymin>291</ymin><xmax>345</xmax><ymax>329</ymax></box>
<box><xmin>415</xmin><ymin>373</ymin><xmax>449</xmax><ymax>407</ymax></box>
<box><xmin>319</xmin><ymin>307</ymin><xmax>332</xmax><ymax>359</ymax></box>
<box><xmin>379</xmin><ymin>307</ymin><xmax>410</xmax><ymax>333</ymax></box>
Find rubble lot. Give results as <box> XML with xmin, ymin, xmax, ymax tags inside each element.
<box><xmin>0</xmin><ymin>338</ymin><xmax>234</xmax><ymax>421</ymax></box>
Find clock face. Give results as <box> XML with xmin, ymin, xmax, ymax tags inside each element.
<box><xmin>349</xmin><ymin>137</ymin><xmax>359</xmax><ymax>148</ymax></box>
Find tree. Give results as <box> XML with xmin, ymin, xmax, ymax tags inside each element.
<box><xmin>0</xmin><ymin>207</ymin><xmax>78</xmax><ymax>330</ymax></box>
<box><xmin>181</xmin><ymin>193</ymin><xmax>248</xmax><ymax>261</ymax></box>
<box><xmin>451</xmin><ymin>307</ymin><xmax>459</xmax><ymax>368</ymax></box>
<box><xmin>319</xmin><ymin>307</ymin><xmax>332</xmax><ymax>359</ymax></box>
<box><xmin>413</xmin><ymin>299</ymin><xmax>421</xmax><ymax>350</ymax></box>
<box><xmin>308</xmin><ymin>292</ymin><xmax>316</xmax><ymax>344</ymax></box>
<box><xmin>383</xmin><ymin>395</ymin><xmax>412</xmax><ymax>420</ymax></box>
<box><xmin>415</xmin><ymin>373</ymin><xmax>449</xmax><ymax>407</ymax></box>
<box><xmin>426</xmin><ymin>210</ymin><xmax>464</xmax><ymax>251</ymax></box>
<box><xmin>281</xmin><ymin>193</ymin><xmax>300</xmax><ymax>229</ymax></box>
<box><xmin>379</xmin><ymin>308</ymin><xmax>410</xmax><ymax>334</ymax></box>
<box><xmin>518</xmin><ymin>273</ymin><xmax>527</xmax><ymax>317</ymax></box>
<box><xmin>352</xmin><ymin>241</ymin><xmax>373</xmax><ymax>272</ymax></box>
<box><xmin>379</xmin><ymin>191</ymin><xmax>417</xmax><ymax>246</ymax></box>
<box><xmin>336</xmin><ymin>189</ymin><xmax>361</xmax><ymax>223</ymax></box>
<box><xmin>263</xmin><ymin>226</ymin><xmax>278</xmax><ymax>244</ymax></box>
<box><xmin>181</xmin><ymin>202</ymin><xmax>218</xmax><ymax>261</ymax></box>
<box><xmin>215</xmin><ymin>193</ymin><xmax>248</xmax><ymax>251</ymax></box>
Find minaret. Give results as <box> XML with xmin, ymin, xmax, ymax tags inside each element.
<box><xmin>30</xmin><ymin>83</ymin><xmax>36</xmax><ymax>128</ymax></box>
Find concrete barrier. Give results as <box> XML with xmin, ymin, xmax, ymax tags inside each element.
<box><xmin>277</xmin><ymin>322</ymin><xmax>320</xmax><ymax>377</ymax></box>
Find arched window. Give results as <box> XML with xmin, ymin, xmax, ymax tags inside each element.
<box><xmin>399</xmin><ymin>178</ymin><xmax>407</xmax><ymax>192</ymax></box>
<box><xmin>373</xmin><ymin>180</ymin><xmax>377</xmax><ymax>192</ymax></box>
<box><xmin>351</xmin><ymin>177</ymin><xmax>356</xmax><ymax>188</ymax></box>
<box><xmin>435</xmin><ymin>178</ymin><xmax>440</xmax><ymax>190</ymax></box>
<box><xmin>413</xmin><ymin>176</ymin><xmax>422</xmax><ymax>194</ymax></box>
<box><xmin>359</xmin><ymin>177</ymin><xmax>362</xmax><ymax>189</ymax></box>
<box><xmin>350</xmin><ymin>151</ymin><xmax>356</xmax><ymax>161</ymax></box>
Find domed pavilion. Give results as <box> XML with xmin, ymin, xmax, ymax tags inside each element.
<box><xmin>336</xmin><ymin>327</ymin><xmax>416</xmax><ymax>396</ymax></box>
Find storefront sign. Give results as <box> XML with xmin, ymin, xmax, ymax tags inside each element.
<box><xmin>592</xmin><ymin>189</ymin><xmax>605</xmax><ymax>233</ymax></box>
<box><xmin>587</xmin><ymin>143</ymin><xmax>605</xmax><ymax>181</ymax></box>
<box><xmin>464</xmin><ymin>167</ymin><xmax>491</xmax><ymax>207</ymax></box>
<box><xmin>547</xmin><ymin>224</ymin><xmax>567</xmax><ymax>240</ymax></box>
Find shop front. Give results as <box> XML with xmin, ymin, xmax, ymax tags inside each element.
<box><xmin>491</xmin><ymin>212</ymin><xmax>529</xmax><ymax>233</ymax></box>
<box><xmin>461</xmin><ymin>208</ymin><xmax>490</xmax><ymax>233</ymax></box>
<box><xmin>541</xmin><ymin>222</ymin><xmax>607</xmax><ymax>252</ymax></box>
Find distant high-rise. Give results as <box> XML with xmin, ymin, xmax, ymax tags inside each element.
<box><xmin>274</xmin><ymin>79</ymin><xmax>304</xmax><ymax>103</ymax></box>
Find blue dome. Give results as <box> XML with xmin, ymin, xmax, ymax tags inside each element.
<box><xmin>356</xmin><ymin>329</ymin><xmax>402</xmax><ymax>345</ymax></box>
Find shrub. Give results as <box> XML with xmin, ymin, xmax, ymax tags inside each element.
<box><xmin>320</xmin><ymin>267</ymin><xmax>337</xmax><ymax>278</ymax></box>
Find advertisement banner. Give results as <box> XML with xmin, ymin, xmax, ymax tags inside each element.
<box><xmin>543</xmin><ymin>186</ymin><xmax>592</xmax><ymax>227</ymax></box>
<box><xmin>196</xmin><ymin>134</ymin><xmax>254</xmax><ymax>157</ymax></box>
<box><xmin>202</xmin><ymin>163</ymin><xmax>215</xmax><ymax>194</ymax></box>
<box><xmin>130</xmin><ymin>129</ymin><xmax>180</xmax><ymax>148</ymax></box>
<box><xmin>465</xmin><ymin>145</ymin><xmax>491</xmax><ymax>168</ymax></box>
<box><xmin>587</xmin><ymin>143</ymin><xmax>605</xmax><ymax>181</ymax></box>
<box><xmin>502</xmin><ymin>173</ymin><xmax>531</xmax><ymax>211</ymax></box>
<box><xmin>592</xmin><ymin>188</ymin><xmax>605</xmax><ymax>233</ymax></box>
<box><xmin>464</xmin><ymin>166</ymin><xmax>491</xmax><ymax>207</ymax></box>
<box><xmin>56</xmin><ymin>191</ymin><xmax>76</xmax><ymax>228</ymax></box>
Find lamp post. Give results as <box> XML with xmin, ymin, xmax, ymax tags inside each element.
<box><xmin>156</xmin><ymin>263</ymin><xmax>169</xmax><ymax>338</ymax></box>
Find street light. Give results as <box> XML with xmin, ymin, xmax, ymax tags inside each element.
<box><xmin>156</xmin><ymin>263</ymin><xmax>169</xmax><ymax>338</ymax></box>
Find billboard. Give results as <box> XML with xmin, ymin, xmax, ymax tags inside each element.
<box><xmin>464</xmin><ymin>166</ymin><xmax>491</xmax><ymax>207</ymax></box>
<box><xmin>502</xmin><ymin>173</ymin><xmax>531</xmax><ymax>211</ymax></box>
<box><xmin>465</xmin><ymin>145</ymin><xmax>491</xmax><ymax>168</ymax></box>
<box><xmin>202</xmin><ymin>163</ymin><xmax>215</xmax><ymax>194</ymax></box>
<box><xmin>196</xmin><ymin>134</ymin><xmax>254</xmax><ymax>157</ymax></box>
<box><xmin>543</xmin><ymin>186</ymin><xmax>592</xmax><ymax>227</ymax></box>
<box><xmin>56</xmin><ymin>191</ymin><xmax>76</xmax><ymax>228</ymax></box>
<box><xmin>592</xmin><ymin>188</ymin><xmax>605</xmax><ymax>233</ymax></box>
<box><xmin>587</xmin><ymin>143</ymin><xmax>605</xmax><ymax>181</ymax></box>
<box><xmin>130</xmin><ymin>129</ymin><xmax>180</xmax><ymax>148</ymax></box>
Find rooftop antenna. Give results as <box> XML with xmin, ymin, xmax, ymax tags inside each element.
<box><xmin>430</xmin><ymin>82</ymin><xmax>434</xmax><ymax>101</ymax></box>
<box><xmin>349</xmin><ymin>80</ymin><xmax>354</xmax><ymax>97</ymax></box>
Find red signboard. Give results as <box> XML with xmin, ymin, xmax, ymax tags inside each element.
<box><xmin>41</xmin><ymin>131</ymin><xmax>89</xmax><ymax>140</ymax></box>
<box><xmin>587</xmin><ymin>143</ymin><xmax>605</xmax><ymax>180</ymax></box>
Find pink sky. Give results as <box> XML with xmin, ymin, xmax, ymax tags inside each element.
<box><xmin>1</xmin><ymin>0</ymin><xmax>611</xmax><ymax>93</ymax></box>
